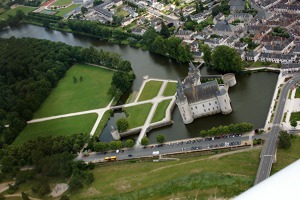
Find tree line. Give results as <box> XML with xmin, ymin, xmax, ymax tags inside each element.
<box><xmin>200</xmin><ymin>122</ymin><xmax>254</xmax><ymax>136</ymax></box>
<box><xmin>0</xmin><ymin>10</ymin><xmax>25</xmax><ymax>29</ymax></box>
<box><xmin>0</xmin><ymin>133</ymin><xmax>94</xmax><ymax>197</ymax></box>
<box><xmin>0</xmin><ymin>37</ymin><xmax>134</xmax><ymax>144</ymax></box>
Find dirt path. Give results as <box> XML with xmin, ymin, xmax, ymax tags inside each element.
<box><xmin>0</xmin><ymin>181</ymin><xmax>15</xmax><ymax>193</ymax></box>
<box><xmin>149</xmin><ymin>146</ymin><xmax>261</xmax><ymax>173</ymax></box>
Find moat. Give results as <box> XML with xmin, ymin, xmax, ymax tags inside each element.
<box><xmin>0</xmin><ymin>24</ymin><xmax>279</xmax><ymax>143</ymax></box>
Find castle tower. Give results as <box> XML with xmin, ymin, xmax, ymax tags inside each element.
<box><xmin>216</xmin><ymin>87</ymin><xmax>232</xmax><ymax>114</ymax></box>
<box><xmin>176</xmin><ymin>79</ymin><xmax>194</xmax><ymax>124</ymax></box>
<box><xmin>188</xmin><ymin>62</ymin><xmax>201</xmax><ymax>86</ymax></box>
<box><xmin>110</xmin><ymin>125</ymin><xmax>121</xmax><ymax>140</ymax></box>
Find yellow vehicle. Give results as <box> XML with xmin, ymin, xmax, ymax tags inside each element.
<box><xmin>110</xmin><ymin>156</ymin><xmax>117</xmax><ymax>161</ymax></box>
<box><xmin>105</xmin><ymin>157</ymin><xmax>110</xmax><ymax>161</ymax></box>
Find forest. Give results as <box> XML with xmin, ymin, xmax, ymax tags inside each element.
<box><xmin>0</xmin><ymin>37</ymin><xmax>134</xmax><ymax>144</ymax></box>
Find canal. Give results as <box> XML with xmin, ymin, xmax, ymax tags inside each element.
<box><xmin>0</xmin><ymin>24</ymin><xmax>279</xmax><ymax>143</ymax></box>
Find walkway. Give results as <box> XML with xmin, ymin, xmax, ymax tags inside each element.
<box><xmin>27</xmin><ymin>77</ymin><xmax>177</xmax><ymax>138</ymax></box>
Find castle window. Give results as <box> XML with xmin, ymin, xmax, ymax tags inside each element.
<box><xmin>213</xmin><ymin>107</ymin><xmax>214</xmax><ymax>110</ymax></box>
<box><xmin>224</xmin><ymin>99</ymin><xmax>227</xmax><ymax>102</ymax></box>
<box><xmin>193</xmin><ymin>112</ymin><xmax>195</xmax><ymax>115</ymax></box>
<box><xmin>209</xmin><ymin>103</ymin><xmax>211</xmax><ymax>105</ymax></box>
<box><xmin>204</xmin><ymin>109</ymin><xmax>206</xmax><ymax>112</ymax></box>
<box><xmin>225</xmin><ymin>107</ymin><xmax>227</xmax><ymax>109</ymax></box>
<box><xmin>208</xmin><ymin>108</ymin><xmax>210</xmax><ymax>111</ymax></box>
<box><xmin>195</xmin><ymin>106</ymin><xmax>197</xmax><ymax>109</ymax></box>
<box><xmin>203</xmin><ymin>104</ymin><xmax>205</xmax><ymax>107</ymax></box>
<box><xmin>215</xmin><ymin>101</ymin><xmax>217</xmax><ymax>104</ymax></box>
<box><xmin>191</xmin><ymin>107</ymin><xmax>193</xmax><ymax>110</ymax></box>
<box><xmin>217</xmin><ymin>106</ymin><xmax>219</xmax><ymax>109</ymax></box>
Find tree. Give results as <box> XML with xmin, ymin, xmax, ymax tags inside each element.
<box><xmin>116</xmin><ymin>118</ymin><xmax>129</xmax><ymax>132</ymax></box>
<box><xmin>111</xmin><ymin>71</ymin><xmax>131</xmax><ymax>93</ymax></box>
<box><xmin>81</xmin><ymin>7</ymin><xmax>88</xmax><ymax>14</ymax></box>
<box><xmin>196</xmin><ymin>1</ymin><xmax>204</xmax><ymax>12</ymax></box>
<box><xmin>43</xmin><ymin>20</ymin><xmax>50</xmax><ymax>29</ymax></box>
<box><xmin>94</xmin><ymin>142</ymin><xmax>109</xmax><ymax>152</ymax></box>
<box><xmin>60</xmin><ymin>195</ymin><xmax>70</xmax><ymax>200</ymax></box>
<box><xmin>160</xmin><ymin>21</ymin><xmax>170</xmax><ymax>38</ymax></box>
<box><xmin>156</xmin><ymin>134</ymin><xmax>165</xmax><ymax>144</ymax></box>
<box><xmin>143</xmin><ymin>27</ymin><xmax>159</xmax><ymax>48</ymax></box>
<box><xmin>290</xmin><ymin>120</ymin><xmax>297</xmax><ymax>128</ymax></box>
<box><xmin>141</xmin><ymin>137</ymin><xmax>149</xmax><ymax>146</ymax></box>
<box><xmin>125</xmin><ymin>139</ymin><xmax>135</xmax><ymax>148</ymax></box>
<box><xmin>109</xmin><ymin>140</ymin><xmax>123</xmax><ymax>150</ymax></box>
<box><xmin>278</xmin><ymin>131</ymin><xmax>291</xmax><ymax>149</ymax></box>
<box><xmin>211</xmin><ymin>45</ymin><xmax>243</xmax><ymax>72</ymax></box>
<box><xmin>200</xmin><ymin>44</ymin><xmax>212</xmax><ymax>65</ymax></box>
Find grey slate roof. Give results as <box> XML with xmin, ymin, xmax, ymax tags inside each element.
<box><xmin>213</xmin><ymin>21</ymin><xmax>236</xmax><ymax>33</ymax></box>
<box><xmin>183</xmin><ymin>81</ymin><xmax>219</xmax><ymax>104</ymax></box>
<box><xmin>255</xmin><ymin>9</ymin><xmax>273</xmax><ymax>20</ymax></box>
<box><xmin>245</xmin><ymin>50</ymin><xmax>259</xmax><ymax>57</ymax></box>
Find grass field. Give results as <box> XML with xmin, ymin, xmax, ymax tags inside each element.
<box><xmin>125</xmin><ymin>103</ymin><xmax>152</xmax><ymax>129</ymax></box>
<box><xmin>0</xmin><ymin>6</ymin><xmax>35</xmax><ymax>20</ymax></box>
<box><xmin>52</xmin><ymin>0</ymin><xmax>72</xmax><ymax>6</ymax></box>
<box><xmin>151</xmin><ymin>100</ymin><xmax>171</xmax><ymax>123</ymax></box>
<box><xmin>290</xmin><ymin>112</ymin><xmax>300</xmax><ymax>122</ymax></box>
<box><xmin>13</xmin><ymin>113</ymin><xmax>97</xmax><ymax>145</ymax></box>
<box><xmin>295</xmin><ymin>87</ymin><xmax>300</xmax><ymax>98</ymax></box>
<box><xmin>138</xmin><ymin>81</ymin><xmax>163</xmax><ymax>102</ymax></box>
<box><xmin>250</xmin><ymin>61</ymin><xmax>281</xmax><ymax>68</ymax></box>
<box><xmin>114</xmin><ymin>9</ymin><xmax>130</xmax><ymax>18</ymax></box>
<box><xmin>163</xmin><ymin>82</ymin><xmax>177</xmax><ymax>96</ymax></box>
<box><xmin>55</xmin><ymin>4</ymin><xmax>79</xmax><ymax>17</ymax></box>
<box><xmin>33</xmin><ymin>64</ymin><xmax>114</xmax><ymax>118</ymax></box>
<box><xmin>70</xmin><ymin>148</ymin><xmax>260</xmax><ymax>199</ymax></box>
<box><xmin>271</xmin><ymin>135</ymin><xmax>300</xmax><ymax>174</ymax></box>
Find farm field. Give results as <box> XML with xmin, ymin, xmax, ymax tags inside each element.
<box><xmin>33</xmin><ymin>64</ymin><xmax>114</xmax><ymax>118</ymax></box>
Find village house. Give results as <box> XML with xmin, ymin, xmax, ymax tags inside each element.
<box><xmin>229</xmin><ymin>0</ymin><xmax>246</xmax><ymax>12</ymax></box>
<box><xmin>190</xmin><ymin>13</ymin><xmax>205</xmax><ymax>23</ymax></box>
<box><xmin>132</xmin><ymin>27</ymin><xmax>146</xmax><ymax>35</ymax></box>
<box><xmin>262</xmin><ymin>41</ymin><xmax>294</xmax><ymax>54</ymax></box>
<box><xmin>234</xmin><ymin>42</ymin><xmax>248</xmax><ymax>50</ymax></box>
<box><xmin>244</xmin><ymin>50</ymin><xmax>260</xmax><ymax>62</ymax></box>
<box><xmin>260</xmin><ymin>53</ymin><xmax>297</xmax><ymax>63</ymax></box>
<box><xmin>175</xmin><ymin>30</ymin><xmax>195</xmax><ymax>40</ymax></box>
<box><xmin>233</xmin><ymin>13</ymin><xmax>253</xmax><ymax>23</ymax></box>
<box><xmin>293</xmin><ymin>43</ymin><xmax>300</xmax><ymax>55</ymax></box>
<box><xmin>212</xmin><ymin>21</ymin><xmax>237</xmax><ymax>36</ymax></box>
<box><xmin>204</xmin><ymin>37</ymin><xmax>226</xmax><ymax>49</ymax></box>
<box><xmin>281</xmin><ymin>63</ymin><xmax>300</xmax><ymax>73</ymax></box>
<box><xmin>213</xmin><ymin>13</ymin><xmax>225</xmax><ymax>25</ymax></box>
<box><xmin>273</xmin><ymin>4</ymin><xmax>300</xmax><ymax>14</ymax></box>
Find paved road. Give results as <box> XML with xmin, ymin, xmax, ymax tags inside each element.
<box><xmin>255</xmin><ymin>75</ymin><xmax>300</xmax><ymax>185</ymax></box>
<box><xmin>80</xmin><ymin>135</ymin><xmax>251</xmax><ymax>162</ymax></box>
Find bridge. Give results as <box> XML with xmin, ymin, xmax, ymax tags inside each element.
<box><xmin>255</xmin><ymin>75</ymin><xmax>300</xmax><ymax>185</ymax></box>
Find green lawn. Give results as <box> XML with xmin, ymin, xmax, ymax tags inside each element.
<box><xmin>162</xmin><ymin>82</ymin><xmax>177</xmax><ymax>96</ymax></box>
<box><xmin>55</xmin><ymin>4</ymin><xmax>79</xmax><ymax>17</ymax></box>
<box><xmin>114</xmin><ymin>8</ymin><xmax>130</xmax><ymax>18</ymax></box>
<box><xmin>125</xmin><ymin>103</ymin><xmax>152</xmax><ymax>129</ymax></box>
<box><xmin>250</xmin><ymin>61</ymin><xmax>281</xmax><ymax>68</ymax></box>
<box><xmin>295</xmin><ymin>87</ymin><xmax>300</xmax><ymax>98</ymax></box>
<box><xmin>33</xmin><ymin>64</ymin><xmax>114</xmax><ymax>118</ymax></box>
<box><xmin>0</xmin><ymin>6</ymin><xmax>36</xmax><ymax>20</ymax></box>
<box><xmin>52</xmin><ymin>0</ymin><xmax>72</xmax><ymax>6</ymax></box>
<box><xmin>271</xmin><ymin>136</ymin><xmax>300</xmax><ymax>174</ymax></box>
<box><xmin>138</xmin><ymin>81</ymin><xmax>163</xmax><ymax>102</ymax></box>
<box><xmin>290</xmin><ymin>112</ymin><xmax>300</xmax><ymax>122</ymax></box>
<box><xmin>70</xmin><ymin>148</ymin><xmax>260</xmax><ymax>199</ymax></box>
<box><xmin>151</xmin><ymin>100</ymin><xmax>171</xmax><ymax>123</ymax></box>
<box><xmin>13</xmin><ymin>113</ymin><xmax>97</xmax><ymax>145</ymax></box>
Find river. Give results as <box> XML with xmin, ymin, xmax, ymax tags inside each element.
<box><xmin>0</xmin><ymin>24</ymin><xmax>279</xmax><ymax>143</ymax></box>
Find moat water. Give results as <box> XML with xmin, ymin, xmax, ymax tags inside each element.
<box><xmin>0</xmin><ymin>24</ymin><xmax>279</xmax><ymax>143</ymax></box>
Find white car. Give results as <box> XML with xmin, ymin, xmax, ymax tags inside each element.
<box><xmin>152</xmin><ymin>151</ymin><xmax>159</xmax><ymax>155</ymax></box>
<box><xmin>116</xmin><ymin>150</ymin><xmax>120</xmax><ymax>154</ymax></box>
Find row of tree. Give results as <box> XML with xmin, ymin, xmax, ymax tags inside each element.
<box><xmin>0</xmin><ymin>37</ymin><xmax>134</xmax><ymax>144</ymax></box>
<box><xmin>200</xmin><ymin>122</ymin><xmax>254</xmax><ymax>136</ymax></box>
<box><xmin>0</xmin><ymin>10</ymin><xmax>25</xmax><ymax>29</ymax></box>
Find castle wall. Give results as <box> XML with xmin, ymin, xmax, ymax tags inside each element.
<box><xmin>177</xmin><ymin>100</ymin><xmax>194</xmax><ymax>124</ymax></box>
<box><xmin>189</xmin><ymin>98</ymin><xmax>221</xmax><ymax>118</ymax></box>
<box><xmin>217</xmin><ymin>91</ymin><xmax>232</xmax><ymax>114</ymax></box>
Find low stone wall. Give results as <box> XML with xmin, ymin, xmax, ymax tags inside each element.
<box><xmin>120</xmin><ymin>127</ymin><xmax>142</xmax><ymax>137</ymax></box>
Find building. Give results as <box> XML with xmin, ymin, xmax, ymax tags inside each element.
<box><xmin>213</xmin><ymin>21</ymin><xmax>237</xmax><ymax>36</ymax></box>
<box><xmin>176</xmin><ymin>63</ymin><xmax>236</xmax><ymax>124</ymax></box>
<box><xmin>175</xmin><ymin>30</ymin><xmax>194</xmax><ymax>40</ymax></box>
<box><xmin>244</xmin><ymin>50</ymin><xmax>260</xmax><ymax>62</ymax></box>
